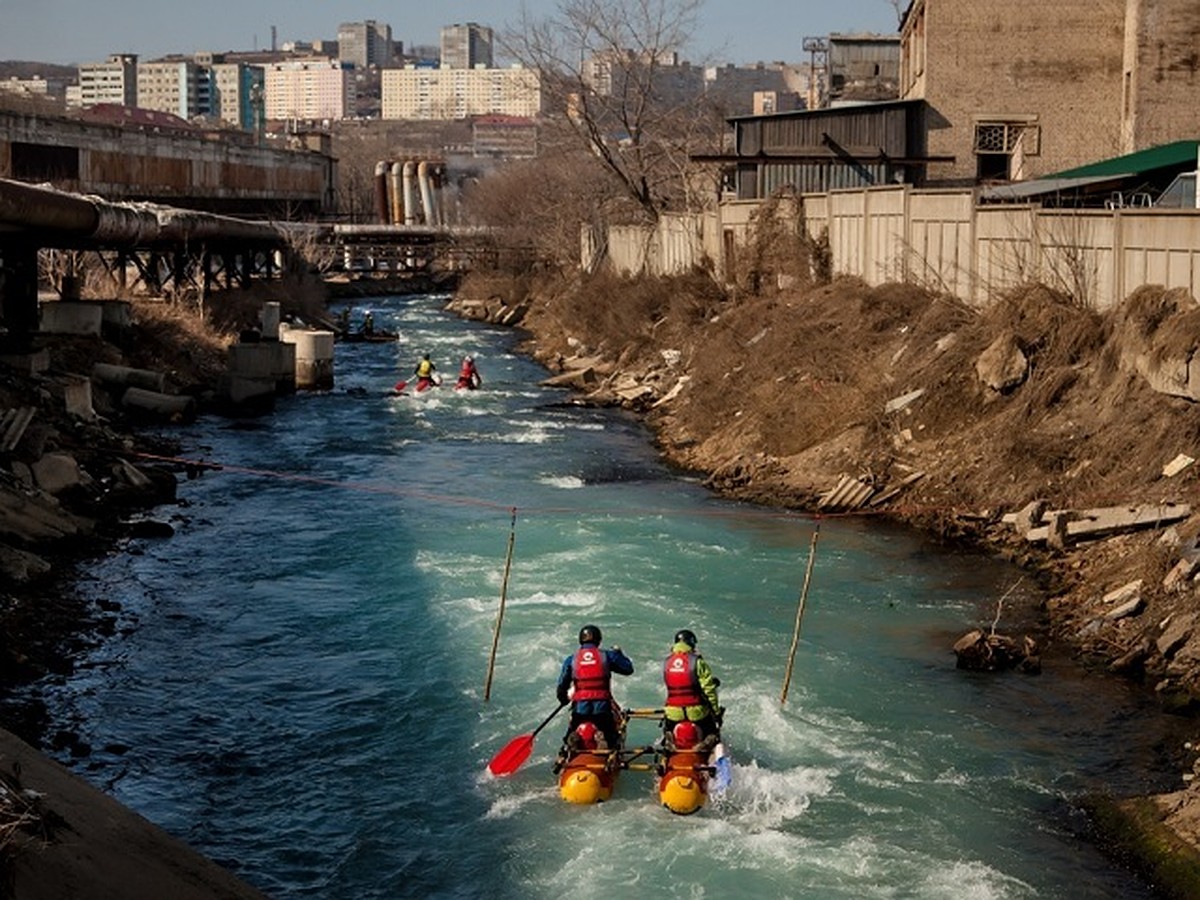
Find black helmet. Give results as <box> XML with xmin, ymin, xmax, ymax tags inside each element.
<box><xmin>579</xmin><ymin>624</ymin><xmax>601</xmax><ymax>645</ymax></box>
<box><xmin>674</xmin><ymin>628</ymin><xmax>697</xmax><ymax>648</ymax></box>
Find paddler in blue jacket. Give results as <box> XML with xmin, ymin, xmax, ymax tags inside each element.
<box><xmin>662</xmin><ymin>628</ymin><xmax>722</xmax><ymax>742</ymax></box>
<box><xmin>556</xmin><ymin>624</ymin><xmax>633</xmax><ymax>757</ymax></box>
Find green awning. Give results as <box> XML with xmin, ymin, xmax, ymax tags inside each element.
<box><xmin>1050</xmin><ymin>140</ymin><xmax>1199</xmax><ymax>179</ymax></box>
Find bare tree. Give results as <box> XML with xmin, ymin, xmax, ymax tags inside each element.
<box><xmin>503</xmin><ymin>0</ymin><xmax>722</xmax><ymax>221</ymax></box>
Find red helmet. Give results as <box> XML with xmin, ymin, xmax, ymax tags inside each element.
<box><xmin>575</xmin><ymin>722</ymin><xmax>598</xmax><ymax>748</ymax></box>
<box><xmin>673</xmin><ymin>721</ymin><xmax>700</xmax><ymax>749</ymax></box>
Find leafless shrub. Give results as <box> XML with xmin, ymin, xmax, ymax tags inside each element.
<box><xmin>502</xmin><ymin>0</ymin><xmax>724</xmax><ymax>219</ymax></box>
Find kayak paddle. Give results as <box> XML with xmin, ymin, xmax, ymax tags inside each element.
<box><xmin>488</xmin><ymin>702</ymin><xmax>567</xmax><ymax>776</ymax></box>
<box><xmin>394</xmin><ymin>379</ymin><xmax>408</xmax><ymax>393</ymax></box>
<box><xmin>711</xmin><ymin>742</ymin><xmax>732</xmax><ymax>794</ymax></box>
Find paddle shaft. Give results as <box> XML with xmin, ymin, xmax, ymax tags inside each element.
<box><xmin>530</xmin><ymin>700</ymin><xmax>568</xmax><ymax>739</ymax></box>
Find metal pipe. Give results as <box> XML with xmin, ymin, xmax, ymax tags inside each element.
<box><xmin>0</xmin><ymin>178</ymin><xmax>99</xmax><ymax>235</ymax></box>
<box><xmin>374</xmin><ymin>161</ymin><xmax>389</xmax><ymax>224</ymax></box>
<box><xmin>402</xmin><ymin>161</ymin><xmax>418</xmax><ymax>225</ymax></box>
<box><xmin>389</xmin><ymin>162</ymin><xmax>404</xmax><ymax>225</ymax></box>
<box><xmin>417</xmin><ymin>161</ymin><xmax>434</xmax><ymax>227</ymax></box>
<box><xmin>1</xmin><ymin>178</ymin><xmax>284</xmax><ymax>246</ymax></box>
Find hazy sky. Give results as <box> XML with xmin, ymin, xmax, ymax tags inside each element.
<box><xmin>0</xmin><ymin>0</ymin><xmax>901</xmax><ymax>67</ymax></box>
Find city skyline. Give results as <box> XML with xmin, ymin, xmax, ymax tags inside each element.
<box><xmin>0</xmin><ymin>0</ymin><xmax>901</xmax><ymax>68</ymax></box>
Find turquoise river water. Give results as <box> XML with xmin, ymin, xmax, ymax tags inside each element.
<box><xmin>35</xmin><ymin>293</ymin><xmax>1187</xmax><ymax>898</ymax></box>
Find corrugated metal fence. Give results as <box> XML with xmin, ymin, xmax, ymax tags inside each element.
<box><xmin>590</xmin><ymin>185</ymin><xmax>1200</xmax><ymax>309</ymax></box>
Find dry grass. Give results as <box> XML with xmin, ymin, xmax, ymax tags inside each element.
<box><xmin>511</xmin><ymin>263</ymin><xmax>1200</xmax><ymax>544</ymax></box>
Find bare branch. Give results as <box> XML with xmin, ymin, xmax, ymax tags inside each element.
<box><xmin>502</xmin><ymin>0</ymin><xmax>719</xmax><ymax>220</ymax></box>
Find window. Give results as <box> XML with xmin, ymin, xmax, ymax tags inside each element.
<box><xmin>973</xmin><ymin>122</ymin><xmax>1039</xmax><ymax>156</ymax></box>
<box><xmin>973</xmin><ymin>119</ymin><xmax>1040</xmax><ymax>181</ymax></box>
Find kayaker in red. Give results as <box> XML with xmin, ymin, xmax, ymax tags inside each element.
<box><xmin>662</xmin><ymin>628</ymin><xmax>722</xmax><ymax>741</ymax></box>
<box><xmin>455</xmin><ymin>355</ymin><xmax>482</xmax><ymax>390</ymax></box>
<box><xmin>556</xmin><ymin>624</ymin><xmax>633</xmax><ymax>753</ymax></box>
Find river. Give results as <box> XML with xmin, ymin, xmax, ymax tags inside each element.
<box><xmin>38</xmin><ymin>292</ymin><xmax>1183</xmax><ymax>898</ymax></box>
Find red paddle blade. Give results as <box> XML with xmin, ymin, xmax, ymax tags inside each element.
<box><xmin>394</xmin><ymin>380</ymin><xmax>407</xmax><ymax>393</ymax></box>
<box><xmin>488</xmin><ymin>733</ymin><xmax>535</xmax><ymax>776</ymax></box>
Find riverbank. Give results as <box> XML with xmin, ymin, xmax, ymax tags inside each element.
<box><xmin>0</xmin><ymin>288</ymin><xmax>308</xmax><ymax>896</ymax></box>
<box><xmin>450</xmin><ymin>268</ymin><xmax>1200</xmax><ymax>890</ymax></box>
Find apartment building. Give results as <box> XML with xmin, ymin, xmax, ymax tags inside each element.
<box><xmin>76</xmin><ymin>54</ymin><xmax>138</xmax><ymax>107</ymax></box>
<box><xmin>338</xmin><ymin>20</ymin><xmax>394</xmax><ymax>69</ymax></box>
<box><xmin>209</xmin><ymin>62</ymin><xmax>265</xmax><ymax>130</ymax></box>
<box><xmin>381</xmin><ymin>66</ymin><xmax>539</xmax><ymax>120</ymax></box>
<box><xmin>0</xmin><ymin>77</ymin><xmax>49</xmax><ymax>97</ymax></box>
<box><xmin>264</xmin><ymin>59</ymin><xmax>356</xmax><ymax>121</ymax></box>
<box><xmin>137</xmin><ymin>60</ymin><xmax>204</xmax><ymax>120</ymax></box>
<box><xmin>440</xmin><ymin>23</ymin><xmax>493</xmax><ymax>69</ymax></box>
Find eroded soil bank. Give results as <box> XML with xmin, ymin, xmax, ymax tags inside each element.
<box><xmin>450</xmin><ymin>268</ymin><xmax>1200</xmax><ymax>891</ymax></box>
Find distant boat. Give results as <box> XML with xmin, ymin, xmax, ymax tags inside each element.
<box><xmin>340</xmin><ymin>330</ymin><xmax>398</xmax><ymax>344</ymax></box>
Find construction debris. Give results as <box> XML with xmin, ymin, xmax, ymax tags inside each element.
<box><xmin>0</xmin><ymin>407</ymin><xmax>35</xmax><ymax>453</ymax></box>
<box><xmin>1003</xmin><ymin>502</ymin><xmax>1191</xmax><ymax>545</ymax></box>
<box><xmin>818</xmin><ymin>469</ymin><xmax>926</xmax><ymax>512</ymax></box>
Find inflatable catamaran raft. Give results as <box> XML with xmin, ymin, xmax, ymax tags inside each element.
<box><xmin>489</xmin><ymin>706</ymin><xmax>731</xmax><ymax>815</ymax></box>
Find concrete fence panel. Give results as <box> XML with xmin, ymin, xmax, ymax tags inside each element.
<box><xmin>861</xmin><ymin>187</ymin><xmax>909</xmax><ymax>285</ymax></box>
<box><xmin>907</xmin><ymin>191</ymin><xmax>975</xmax><ymax>298</ymax></box>
<box><xmin>829</xmin><ymin>190</ymin><xmax>869</xmax><ymax>278</ymax></box>
<box><xmin>975</xmin><ymin>205</ymin><xmax>1040</xmax><ymax>304</ymax></box>
<box><xmin>1120</xmin><ymin>211</ymin><xmax>1200</xmax><ymax>303</ymax></box>
<box><xmin>1034</xmin><ymin>210</ymin><xmax>1117</xmax><ymax>310</ymax></box>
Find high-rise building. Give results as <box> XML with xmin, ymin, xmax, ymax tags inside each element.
<box><xmin>440</xmin><ymin>23</ymin><xmax>493</xmax><ymax>69</ymax></box>
<box><xmin>76</xmin><ymin>54</ymin><xmax>138</xmax><ymax>108</ymax></box>
<box><xmin>209</xmin><ymin>62</ymin><xmax>265</xmax><ymax>130</ymax></box>
<box><xmin>338</xmin><ymin>20</ymin><xmax>393</xmax><ymax>69</ymax></box>
<box><xmin>264</xmin><ymin>59</ymin><xmax>356</xmax><ymax>121</ymax></box>
<box><xmin>137</xmin><ymin>60</ymin><xmax>204</xmax><ymax>119</ymax></box>
<box><xmin>381</xmin><ymin>65</ymin><xmax>539</xmax><ymax>120</ymax></box>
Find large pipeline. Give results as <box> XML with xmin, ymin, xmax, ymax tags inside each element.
<box><xmin>374</xmin><ymin>161</ymin><xmax>389</xmax><ymax>225</ymax></box>
<box><xmin>417</xmin><ymin>161</ymin><xmax>436</xmax><ymax>228</ymax></box>
<box><xmin>403</xmin><ymin>161</ymin><xmax>418</xmax><ymax>226</ymax></box>
<box><xmin>389</xmin><ymin>162</ymin><xmax>404</xmax><ymax>226</ymax></box>
<box><xmin>0</xmin><ymin>178</ymin><xmax>286</xmax><ymax>247</ymax></box>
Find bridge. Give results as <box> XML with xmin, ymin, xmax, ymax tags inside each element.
<box><xmin>0</xmin><ymin>113</ymin><xmax>513</xmax><ymax>349</ymax></box>
<box><xmin>0</xmin><ymin>110</ymin><xmax>335</xmax><ymax>217</ymax></box>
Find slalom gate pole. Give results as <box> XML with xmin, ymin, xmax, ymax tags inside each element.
<box><xmin>780</xmin><ymin>521</ymin><xmax>820</xmax><ymax>705</ymax></box>
<box><xmin>484</xmin><ymin>508</ymin><xmax>518</xmax><ymax>701</ymax></box>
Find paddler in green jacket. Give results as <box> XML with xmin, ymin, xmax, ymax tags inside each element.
<box><xmin>662</xmin><ymin>628</ymin><xmax>722</xmax><ymax>741</ymax></box>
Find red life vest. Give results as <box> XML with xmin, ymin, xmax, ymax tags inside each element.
<box><xmin>663</xmin><ymin>651</ymin><xmax>703</xmax><ymax>707</ymax></box>
<box><xmin>572</xmin><ymin>647</ymin><xmax>611</xmax><ymax>701</ymax></box>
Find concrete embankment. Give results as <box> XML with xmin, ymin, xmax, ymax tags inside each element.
<box><xmin>1</xmin><ymin>727</ymin><xmax>266</xmax><ymax>899</ymax></box>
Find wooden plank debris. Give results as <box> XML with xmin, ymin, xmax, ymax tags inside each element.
<box><xmin>820</xmin><ymin>469</ymin><xmax>928</xmax><ymax>513</ymax></box>
<box><xmin>818</xmin><ymin>475</ymin><xmax>875</xmax><ymax>511</ymax></box>
<box><xmin>869</xmin><ymin>471</ymin><xmax>926</xmax><ymax>507</ymax></box>
<box><xmin>1</xmin><ymin>407</ymin><xmax>36</xmax><ymax>452</ymax></box>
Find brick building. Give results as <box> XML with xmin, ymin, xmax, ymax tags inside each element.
<box><xmin>900</xmin><ymin>0</ymin><xmax>1200</xmax><ymax>185</ymax></box>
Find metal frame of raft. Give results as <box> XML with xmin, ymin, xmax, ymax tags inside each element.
<box><xmin>555</xmin><ymin>708</ymin><xmax>731</xmax><ymax>814</ymax></box>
